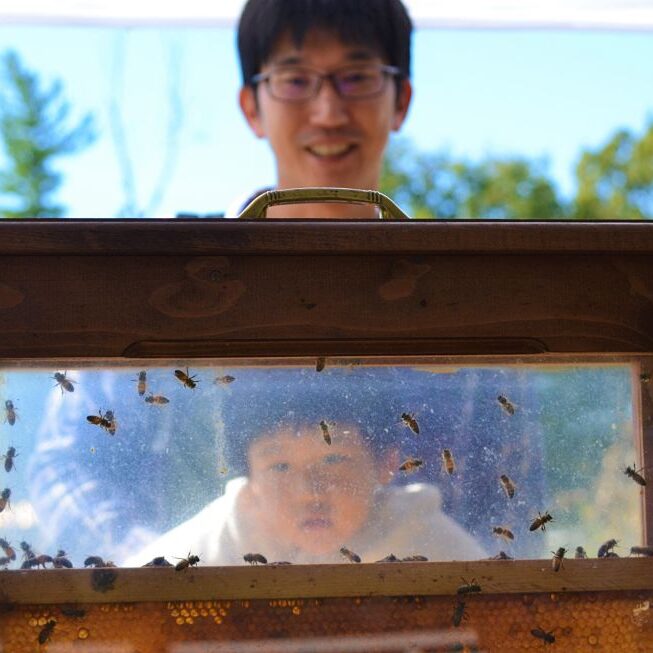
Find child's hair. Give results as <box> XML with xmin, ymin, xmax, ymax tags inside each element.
<box><xmin>237</xmin><ymin>0</ymin><xmax>413</xmax><ymax>87</ymax></box>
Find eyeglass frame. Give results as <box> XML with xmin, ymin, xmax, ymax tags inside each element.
<box><xmin>250</xmin><ymin>63</ymin><xmax>404</xmax><ymax>102</ymax></box>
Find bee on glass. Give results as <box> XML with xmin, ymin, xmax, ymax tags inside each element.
<box><xmin>243</xmin><ymin>553</ymin><xmax>268</xmax><ymax>565</ymax></box>
<box><xmin>531</xmin><ymin>628</ymin><xmax>555</xmax><ymax>645</ymax></box>
<box><xmin>0</xmin><ymin>538</ymin><xmax>16</xmax><ymax>560</ymax></box>
<box><xmin>215</xmin><ymin>375</ymin><xmax>236</xmax><ymax>385</ymax></box>
<box><xmin>574</xmin><ymin>546</ymin><xmax>587</xmax><ymax>559</ymax></box>
<box><xmin>598</xmin><ymin>538</ymin><xmax>618</xmax><ymax>558</ymax></box>
<box><xmin>4</xmin><ymin>400</ymin><xmax>17</xmax><ymax>425</ymax></box>
<box><xmin>145</xmin><ymin>394</ymin><xmax>169</xmax><ymax>405</ymax></box>
<box><xmin>400</xmin><ymin>412</ymin><xmax>420</xmax><ymax>434</ymax></box>
<box><xmin>134</xmin><ymin>370</ymin><xmax>147</xmax><ymax>396</ymax></box>
<box><xmin>499</xmin><ymin>474</ymin><xmax>516</xmax><ymax>499</ymax></box>
<box><xmin>457</xmin><ymin>577</ymin><xmax>482</xmax><ymax>595</ymax></box>
<box><xmin>319</xmin><ymin>420</ymin><xmax>333</xmax><ymax>445</ymax></box>
<box><xmin>399</xmin><ymin>457</ymin><xmax>423</xmax><ymax>474</ymax></box>
<box><xmin>52</xmin><ymin>371</ymin><xmax>75</xmax><ymax>394</ymax></box>
<box><xmin>0</xmin><ymin>488</ymin><xmax>11</xmax><ymax>513</ymax></box>
<box><xmin>86</xmin><ymin>410</ymin><xmax>113</xmax><ymax>433</ymax></box>
<box><xmin>452</xmin><ymin>597</ymin><xmax>467</xmax><ymax>627</ymax></box>
<box><xmin>315</xmin><ymin>357</ymin><xmax>326</xmax><ymax>372</ymax></box>
<box><xmin>38</xmin><ymin>619</ymin><xmax>57</xmax><ymax>645</ymax></box>
<box><xmin>624</xmin><ymin>463</ymin><xmax>647</xmax><ymax>487</ymax></box>
<box><xmin>3</xmin><ymin>446</ymin><xmax>18</xmax><ymax>472</ymax></box>
<box><xmin>529</xmin><ymin>511</ymin><xmax>553</xmax><ymax>532</ymax></box>
<box><xmin>497</xmin><ymin>394</ymin><xmax>515</xmax><ymax>415</ymax></box>
<box><xmin>340</xmin><ymin>546</ymin><xmax>361</xmax><ymax>563</ymax></box>
<box><xmin>174</xmin><ymin>368</ymin><xmax>199</xmax><ymax>389</ymax></box>
<box><xmin>174</xmin><ymin>552</ymin><xmax>200</xmax><ymax>571</ymax></box>
<box><xmin>492</xmin><ymin>526</ymin><xmax>515</xmax><ymax>542</ymax></box>
<box><xmin>103</xmin><ymin>410</ymin><xmax>117</xmax><ymax>435</ymax></box>
<box><xmin>551</xmin><ymin>547</ymin><xmax>567</xmax><ymax>572</ymax></box>
<box><xmin>442</xmin><ymin>448</ymin><xmax>456</xmax><ymax>475</ymax></box>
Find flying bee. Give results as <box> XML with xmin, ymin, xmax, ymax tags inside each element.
<box><xmin>0</xmin><ymin>488</ymin><xmax>11</xmax><ymax>513</ymax></box>
<box><xmin>319</xmin><ymin>420</ymin><xmax>333</xmax><ymax>445</ymax></box>
<box><xmin>575</xmin><ymin>546</ymin><xmax>587</xmax><ymax>559</ymax></box>
<box><xmin>497</xmin><ymin>394</ymin><xmax>515</xmax><ymax>415</ymax></box>
<box><xmin>243</xmin><ymin>553</ymin><xmax>267</xmax><ymax>565</ymax></box>
<box><xmin>457</xmin><ymin>577</ymin><xmax>482</xmax><ymax>595</ymax></box>
<box><xmin>442</xmin><ymin>448</ymin><xmax>456</xmax><ymax>475</ymax></box>
<box><xmin>174</xmin><ymin>368</ymin><xmax>199</xmax><ymax>389</ymax></box>
<box><xmin>399</xmin><ymin>457</ymin><xmax>423</xmax><ymax>474</ymax></box>
<box><xmin>624</xmin><ymin>463</ymin><xmax>647</xmax><ymax>486</ymax></box>
<box><xmin>0</xmin><ymin>538</ymin><xmax>16</xmax><ymax>561</ymax></box>
<box><xmin>3</xmin><ymin>446</ymin><xmax>18</xmax><ymax>472</ymax></box>
<box><xmin>315</xmin><ymin>357</ymin><xmax>326</xmax><ymax>372</ymax></box>
<box><xmin>215</xmin><ymin>375</ymin><xmax>236</xmax><ymax>385</ymax></box>
<box><xmin>529</xmin><ymin>511</ymin><xmax>553</xmax><ymax>532</ymax></box>
<box><xmin>400</xmin><ymin>412</ymin><xmax>420</xmax><ymax>434</ymax></box>
<box><xmin>630</xmin><ymin>546</ymin><xmax>653</xmax><ymax>557</ymax></box>
<box><xmin>551</xmin><ymin>547</ymin><xmax>567</xmax><ymax>572</ymax></box>
<box><xmin>4</xmin><ymin>400</ymin><xmax>17</xmax><ymax>425</ymax></box>
<box><xmin>134</xmin><ymin>370</ymin><xmax>147</xmax><ymax>396</ymax></box>
<box><xmin>38</xmin><ymin>619</ymin><xmax>57</xmax><ymax>645</ymax></box>
<box><xmin>598</xmin><ymin>538</ymin><xmax>618</xmax><ymax>558</ymax></box>
<box><xmin>499</xmin><ymin>474</ymin><xmax>516</xmax><ymax>499</ymax></box>
<box><xmin>103</xmin><ymin>410</ymin><xmax>117</xmax><ymax>435</ymax></box>
<box><xmin>53</xmin><ymin>371</ymin><xmax>75</xmax><ymax>394</ymax></box>
<box><xmin>86</xmin><ymin>410</ymin><xmax>113</xmax><ymax>433</ymax></box>
<box><xmin>174</xmin><ymin>552</ymin><xmax>200</xmax><ymax>571</ymax></box>
<box><xmin>452</xmin><ymin>598</ymin><xmax>467</xmax><ymax>627</ymax></box>
<box><xmin>531</xmin><ymin>628</ymin><xmax>555</xmax><ymax>645</ymax></box>
<box><xmin>340</xmin><ymin>546</ymin><xmax>361</xmax><ymax>563</ymax></box>
<box><xmin>53</xmin><ymin>550</ymin><xmax>73</xmax><ymax>568</ymax></box>
<box><xmin>145</xmin><ymin>394</ymin><xmax>169</xmax><ymax>405</ymax></box>
<box><xmin>492</xmin><ymin>526</ymin><xmax>515</xmax><ymax>542</ymax></box>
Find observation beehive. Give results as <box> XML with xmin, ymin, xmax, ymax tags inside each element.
<box><xmin>0</xmin><ymin>190</ymin><xmax>652</xmax><ymax>652</ymax></box>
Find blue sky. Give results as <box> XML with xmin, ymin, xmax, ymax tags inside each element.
<box><xmin>0</xmin><ymin>25</ymin><xmax>652</xmax><ymax>217</ymax></box>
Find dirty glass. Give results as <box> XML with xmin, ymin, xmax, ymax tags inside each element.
<box><xmin>0</xmin><ymin>359</ymin><xmax>642</xmax><ymax>569</ymax></box>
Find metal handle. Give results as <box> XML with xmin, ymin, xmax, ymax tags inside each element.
<box><xmin>236</xmin><ymin>187</ymin><xmax>410</xmax><ymax>220</ymax></box>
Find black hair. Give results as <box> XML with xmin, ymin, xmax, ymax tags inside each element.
<box><xmin>237</xmin><ymin>0</ymin><xmax>413</xmax><ymax>87</ymax></box>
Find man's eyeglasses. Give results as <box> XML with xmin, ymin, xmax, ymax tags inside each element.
<box><xmin>251</xmin><ymin>64</ymin><xmax>402</xmax><ymax>102</ymax></box>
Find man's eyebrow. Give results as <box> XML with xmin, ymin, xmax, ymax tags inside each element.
<box><xmin>269</xmin><ymin>49</ymin><xmax>378</xmax><ymax>67</ymax></box>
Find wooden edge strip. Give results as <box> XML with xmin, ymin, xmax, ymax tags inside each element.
<box><xmin>1</xmin><ymin>559</ymin><xmax>651</xmax><ymax>606</ymax></box>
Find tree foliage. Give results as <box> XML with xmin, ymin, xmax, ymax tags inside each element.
<box><xmin>0</xmin><ymin>50</ymin><xmax>96</xmax><ymax>218</ymax></box>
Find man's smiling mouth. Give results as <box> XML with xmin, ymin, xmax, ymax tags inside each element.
<box><xmin>306</xmin><ymin>143</ymin><xmax>356</xmax><ymax>158</ymax></box>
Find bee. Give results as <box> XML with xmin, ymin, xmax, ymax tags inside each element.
<box><xmin>104</xmin><ymin>410</ymin><xmax>117</xmax><ymax>435</ymax></box>
<box><xmin>640</xmin><ymin>373</ymin><xmax>651</xmax><ymax>384</ymax></box>
<box><xmin>3</xmin><ymin>446</ymin><xmax>18</xmax><ymax>472</ymax></box>
<box><xmin>624</xmin><ymin>463</ymin><xmax>647</xmax><ymax>486</ymax></box>
<box><xmin>551</xmin><ymin>547</ymin><xmax>567</xmax><ymax>572</ymax></box>
<box><xmin>400</xmin><ymin>412</ymin><xmax>420</xmax><ymax>434</ymax></box>
<box><xmin>243</xmin><ymin>553</ymin><xmax>268</xmax><ymax>565</ymax></box>
<box><xmin>630</xmin><ymin>546</ymin><xmax>653</xmax><ymax>557</ymax></box>
<box><xmin>574</xmin><ymin>546</ymin><xmax>587</xmax><ymax>559</ymax></box>
<box><xmin>0</xmin><ymin>556</ymin><xmax>12</xmax><ymax>568</ymax></box>
<box><xmin>531</xmin><ymin>628</ymin><xmax>555</xmax><ymax>645</ymax></box>
<box><xmin>457</xmin><ymin>577</ymin><xmax>482</xmax><ymax>595</ymax></box>
<box><xmin>442</xmin><ymin>448</ymin><xmax>456</xmax><ymax>475</ymax></box>
<box><xmin>598</xmin><ymin>538</ymin><xmax>618</xmax><ymax>558</ymax></box>
<box><xmin>340</xmin><ymin>546</ymin><xmax>361</xmax><ymax>563</ymax></box>
<box><xmin>375</xmin><ymin>554</ymin><xmax>400</xmax><ymax>563</ymax></box>
<box><xmin>499</xmin><ymin>474</ymin><xmax>516</xmax><ymax>498</ymax></box>
<box><xmin>399</xmin><ymin>457</ymin><xmax>423</xmax><ymax>474</ymax></box>
<box><xmin>0</xmin><ymin>538</ymin><xmax>16</xmax><ymax>560</ymax></box>
<box><xmin>86</xmin><ymin>410</ymin><xmax>113</xmax><ymax>433</ymax></box>
<box><xmin>319</xmin><ymin>420</ymin><xmax>333</xmax><ymax>445</ymax></box>
<box><xmin>497</xmin><ymin>394</ymin><xmax>515</xmax><ymax>415</ymax></box>
<box><xmin>529</xmin><ymin>511</ymin><xmax>553</xmax><ymax>532</ymax></box>
<box><xmin>84</xmin><ymin>555</ymin><xmax>107</xmax><ymax>568</ymax></box>
<box><xmin>53</xmin><ymin>550</ymin><xmax>73</xmax><ymax>568</ymax></box>
<box><xmin>52</xmin><ymin>371</ymin><xmax>75</xmax><ymax>394</ymax></box>
<box><xmin>20</xmin><ymin>540</ymin><xmax>35</xmax><ymax>561</ymax></box>
<box><xmin>492</xmin><ymin>526</ymin><xmax>515</xmax><ymax>542</ymax></box>
<box><xmin>452</xmin><ymin>598</ymin><xmax>467</xmax><ymax>627</ymax></box>
<box><xmin>174</xmin><ymin>552</ymin><xmax>200</xmax><ymax>571</ymax></box>
<box><xmin>174</xmin><ymin>368</ymin><xmax>199</xmax><ymax>389</ymax></box>
<box><xmin>0</xmin><ymin>488</ymin><xmax>11</xmax><ymax>513</ymax></box>
<box><xmin>215</xmin><ymin>375</ymin><xmax>236</xmax><ymax>385</ymax></box>
<box><xmin>32</xmin><ymin>554</ymin><xmax>54</xmax><ymax>569</ymax></box>
<box><xmin>38</xmin><ymin>619</ymin><xmax>57</xmax><ymax>645</ymax></box>
<box><xmin>134</xmin><ymin>370</ymin><xmax>147</xmax><ymax>396</ymax></box>
<box><xmin>402</xmin><ymin>555</ymin><xmax>428</xmax><ymax>562</ymax></box>
<box><xmin>269</xmin><ymin>561</ymin><xmax>293</xmax><ymax>566</ymax></box>
<box><xmin>143</xmin><ymin>556</ymin><xmax>173</xmax><ymax>567</ymax></box>
<box><xmin>315</xmin><ymin>357</ymin><xmax>326</xmax><ymax>372</ymax></box>
<box><xmin>145</xmin><ymin>394</ymin><xmax>169</xmax><ymax>405</ymax></box>
<box><xmin>4</xmin><ymin>399</ymin><xmax>17</xmax><ymax>425</ymax></box>
<box><xmin>489</xmin><ymin>551</ymin><xmax>513</xmax><ymax>560</ymax></box>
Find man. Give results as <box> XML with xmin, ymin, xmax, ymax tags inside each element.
<box><xmin>232</xmin><ymin>0</ymin><xmax>413</xmax><ymax>218</ymax></box>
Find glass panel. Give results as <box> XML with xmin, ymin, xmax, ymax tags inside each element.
<box><xmin>0</xmin><ymin>359</ymin><xmax>641</xmax><ymax>568</ymax></box>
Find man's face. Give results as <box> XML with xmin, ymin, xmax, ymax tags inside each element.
<box><xmin>246</xmin><ymin>425</ymin><xmax>384</xmax><ymax>556</ymax></box>
<box><xmin>240</xmin><ymin>29</ymin><xmax>412</xmax><ymax>192</ymax></box>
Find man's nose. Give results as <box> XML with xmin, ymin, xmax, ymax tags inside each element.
<box><xmin>301</xmin><ymin>467</ymin><xmax>330</xmax><ymax>495</ymax></box>
<box><xmin>309</xmin><ymin>79</ymin><xmax>349</xmax><ymax>126</ymax></box>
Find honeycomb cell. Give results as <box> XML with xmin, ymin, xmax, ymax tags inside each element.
<box><xmin>292</xmin><ymin>607</ymin><xmax>301</xmax><ymax>616</ymax></box>
<box><xmin>77</xmin><ymin>627</ymin><xmax>90</xmax><ymax>639</ymax></box>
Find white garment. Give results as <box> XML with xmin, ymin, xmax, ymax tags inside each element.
<box><xmin>123</xmin><ymin>478</ymin><xmax>486</xmax><ymax>567</ymax></box>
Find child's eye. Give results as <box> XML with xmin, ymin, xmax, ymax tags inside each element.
<box><xmin>269</xmin><ymin>462</ymin><xmax>290</xmax><ymax>472</ymax></box>
<box><xmin>323</xmin><ymin>454</ymin><xmax>349</xmax><ymax>465</ymax></box>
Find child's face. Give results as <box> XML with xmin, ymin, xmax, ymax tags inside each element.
<box><xmin>247</xmin><ymin>425</ymin><xmax>384</xmax><ymax>555</ymax></box>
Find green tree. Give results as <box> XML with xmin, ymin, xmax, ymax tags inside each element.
<box><xmin>0</xmin><ymin>50</ymin><xmax>96</xmax><ymax>218</ymax></box>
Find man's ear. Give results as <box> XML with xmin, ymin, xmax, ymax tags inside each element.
<box><xmin>392</xmin><ymin>78</ymin><xmax>412</xmax><ymax>132</ymax></box>
<box><xmin>239</xmin><ymin>85</ymin><xmax>266</xmax><ymax>138</ymax></box>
